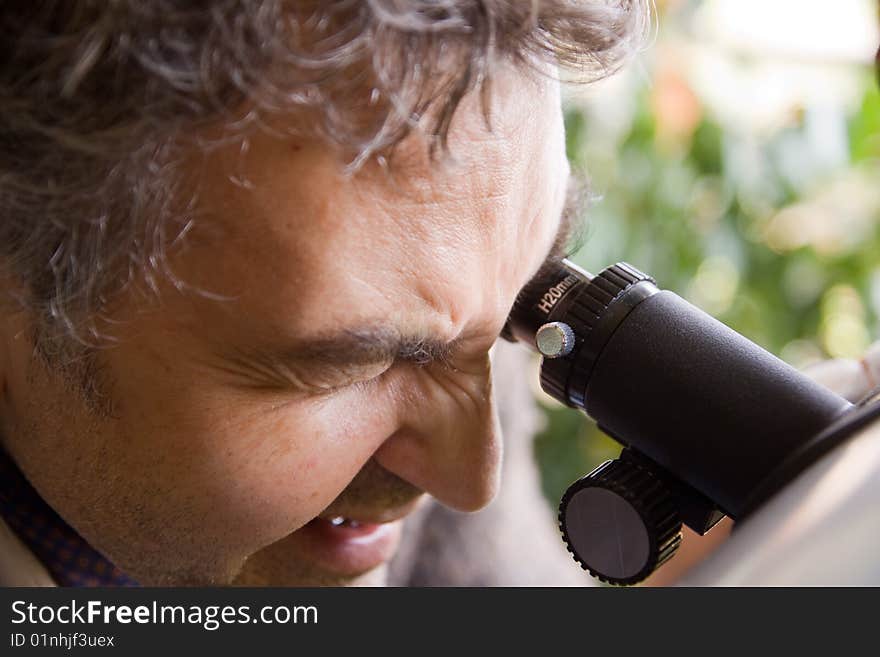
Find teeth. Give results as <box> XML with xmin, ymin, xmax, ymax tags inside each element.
<box><xmin>328</xmin><ymin>516</ymin><xmax>362</xmax><ymax>528</ymax></box>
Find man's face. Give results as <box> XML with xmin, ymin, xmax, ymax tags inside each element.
<box><xmin>0</xmin><ymin>67</ymin><xmax>570</xmax><ymax>585</ymax></box>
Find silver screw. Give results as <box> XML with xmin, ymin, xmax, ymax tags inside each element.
<box><xmin>535</xmin><ymin>322</ymin><xmax>576</xmax><ymax>358</ymax></box>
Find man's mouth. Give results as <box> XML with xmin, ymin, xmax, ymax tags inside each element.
<box><xmin>290</xmin><ymin>509</ymin><xmax>414</xmax><ymax>578</ymax></box>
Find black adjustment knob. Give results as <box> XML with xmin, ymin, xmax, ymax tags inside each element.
<box><xmin>559</xmin><ymin>459</ymin><xmax>682</xmax><ymax>585</ymax></box>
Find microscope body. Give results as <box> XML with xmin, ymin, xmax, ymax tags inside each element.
<box><xmin>682</xmin><ymin>403</ymin><xmax>880</xmax><ymax>585</ymax></box>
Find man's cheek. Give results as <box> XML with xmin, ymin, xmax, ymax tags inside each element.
<box><xmin>190</xmin><ymin>391</ymin><xmax>398</xmax><ymax>536</ymax></box>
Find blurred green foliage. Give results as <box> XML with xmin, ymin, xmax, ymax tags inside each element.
<box><xmin>535</xmin><ymin>46</ymin><xmax>880</xmax><ymax>505</ymax></box>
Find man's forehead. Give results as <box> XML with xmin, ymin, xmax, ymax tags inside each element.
<box><xmin>210</xmin><ymin>169</ymin><xmax>578</xmax><ymax>366</ymax></box>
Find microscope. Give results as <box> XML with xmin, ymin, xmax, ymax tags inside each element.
<box><xmin>502</xmin><ymin>259</ymin><xmax>880</xmax><ymax>585</ymax></box>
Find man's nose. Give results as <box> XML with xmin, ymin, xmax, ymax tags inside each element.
<box><xmin>372</xmin><ymin>355</ymin><xmax>502</xmax><ymax>512</ymax></box>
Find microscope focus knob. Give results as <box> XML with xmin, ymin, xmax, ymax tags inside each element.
<box><xmin>559</xmin><ymin>459</ymin><xmax>682</xmax><ymax>585</ymax></box>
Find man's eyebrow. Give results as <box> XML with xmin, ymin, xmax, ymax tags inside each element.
<box><xmin>294</xmin><ymin>327</ymin><xmax>457</xmax><ymax>367</ymax></box>
<box><xmin>235</xmin><ymin>172</ymin><xmax>590</xmax><ymax>375</ymax></box>
<box><xmin>234</xmin><ymin>326</ymin><xmax>459</xmax><ymax>377</ymax></box>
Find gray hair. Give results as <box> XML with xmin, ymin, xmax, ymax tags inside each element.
<box><xmin>0</xmin><ymin>0</ymin><xmax>649</xmax><ymax>351</ymax></box>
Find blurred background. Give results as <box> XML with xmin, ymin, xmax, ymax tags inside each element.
<box><xmin>535</xmin><ymin>0</ymin><xmax>880</xmax><ymax>507</ymax></box>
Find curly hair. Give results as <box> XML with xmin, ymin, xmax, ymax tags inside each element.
<box><xmin>0</xmin><ymin>0</ymin><xmax>649</xmax><ymax>351</ymax></box>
